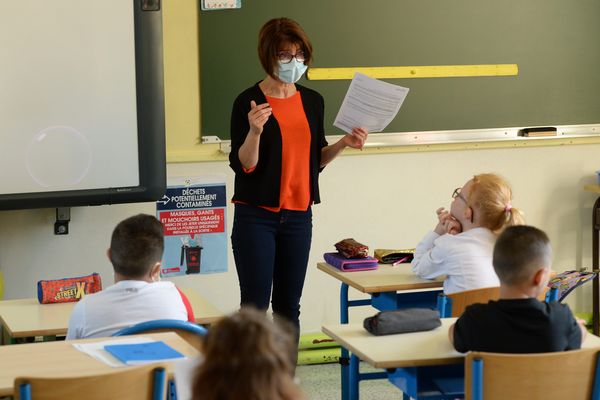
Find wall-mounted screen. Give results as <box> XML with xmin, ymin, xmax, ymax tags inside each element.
<box><xmin>0</xmin><ymin>0</ymin><xmax>165</xmax><ymax>210</ymax></box>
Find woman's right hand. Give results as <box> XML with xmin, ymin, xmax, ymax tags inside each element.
<box><xmin>248</xmin><ymin>100</ymin><xmax>272</xmax><ymax>136</ymax></box>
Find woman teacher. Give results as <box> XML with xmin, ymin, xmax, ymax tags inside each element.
<box><xmin>229</xmin><ymin>17</ymin><xmax>368</xmax><ymax>338</ymax></box>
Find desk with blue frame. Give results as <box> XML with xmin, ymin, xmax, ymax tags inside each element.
<box><xmin>317</xmin><ymin>262</ymin><xmax>444</xmax><ymax>322</ymax></box>
<box><xmin>317</xmin><ymin>262</ymin><xmax>444</xmax><ymax>400</ymax></box>
<box><xmin>323</xmin><ymin>318</ymin><xmax>600</xmax><ymax>400</ymax></box>
<box><xmin>0</xmin><ymin>287</ymin><xmax>223</xmax><ymax>344</ymax></box>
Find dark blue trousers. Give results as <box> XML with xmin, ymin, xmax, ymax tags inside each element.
<box><xmin>231</xmin><ymin>203</ymin><xmax>312</xmax><ymax>334</ymax></box>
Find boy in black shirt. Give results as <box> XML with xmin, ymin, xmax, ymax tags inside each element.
<box><xmin>450</xmin><ymin>225</ymin><xmax>586</xmax><ymax>353</ymax></box>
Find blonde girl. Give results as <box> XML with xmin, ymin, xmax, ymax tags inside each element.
<box><xmin>411</xmin><ymin>173</ymin><xmax>524</xmax><ymax>294</ymax></box>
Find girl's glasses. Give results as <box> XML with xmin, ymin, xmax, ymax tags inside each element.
<box><xmin>452</xmin><ymin>188</ymin><xmax>468</xmax><ymax>204</ymax></box>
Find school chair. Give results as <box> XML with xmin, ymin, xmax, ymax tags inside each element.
<box><xmin>15</xmin><ymin>364</ymin><xmax>167</xmax><ymax>400</ymax></box>
<box><xmin>437</xmin><ymin>287</ymin><xmax>501</xmax><ymax>318</ymax></box>
<box><xmin>437</xmin><ymin>286</ymin><xmax>556</xmax><ymax>318</ymax></box>
<box><xmin>112</xmin><ymin>319</ymin><xmax>208</xmax><ymax>350</ymax></box>
<box><xmin>112</xmin><ymin>319</ymin><xmax>207</xmax><ymax>400</ymax></box>
<box><xmin>465</xmin><ymin>348</ymin><xmax>600</xmax><ymax>399</ymax></box>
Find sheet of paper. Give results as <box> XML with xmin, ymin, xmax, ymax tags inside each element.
<box><xmin>333</xmin><ymin>72</ymin><xmax>409</xmax><ymax>134</ymax></box>
<box><xmin>72</xmin><ymin>336</ymin><xmax>156</xmax><ymax>367</ymax></box>
<box><xmin>173</xmin><ymin>356</ymin><xmax>204</xmax><ymax>400</ymax></box>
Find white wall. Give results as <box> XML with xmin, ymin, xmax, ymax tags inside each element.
<box><xmin>1</xmin><ymin>143</ymin><xmax>599</xmax><ymax>333</ymax></box>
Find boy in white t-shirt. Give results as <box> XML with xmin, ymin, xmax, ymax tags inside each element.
<box><xmin>66</xmin><ymin>214</ymin><xmax>193</xmax><ymax>340</ymax></box>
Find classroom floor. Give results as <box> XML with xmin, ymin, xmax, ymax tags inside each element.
<box><xmin>296</xmin><ymin>362</ymin><xmax>402</xmax><ymax>400</ymax></box>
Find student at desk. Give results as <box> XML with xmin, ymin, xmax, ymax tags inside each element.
<box><xmin>192</xmin><ymin>307</ymin><xmax>302</xmax><ymax>400</ymax></box>
<box><xmin>412</xmin><ymin>173</ymin><xmax>524</xmax><ymax>294</ymax></box>
<box><xmin>450</xmin><ymin>225</ymin><xmax>586</xmax><ymax>353</ymax></box>
<box><xmin>66</xmin><ymin>214</ymin><xmax>194</xmax><ymax>339</ymax></box>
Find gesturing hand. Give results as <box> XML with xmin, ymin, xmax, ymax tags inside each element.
<box><xmin>248</xmin><ymin>100</ymin><xmax>272</xmax><ymax>136</ymax></box>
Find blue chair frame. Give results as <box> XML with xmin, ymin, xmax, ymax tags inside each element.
<box><xmin>112</xmin><ymin>319</ymin><xmax>208</xmax><ymax>337</ymax></box>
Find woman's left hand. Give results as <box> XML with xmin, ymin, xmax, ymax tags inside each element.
<box><xmin>342</xmin><ymin>127</ymin><xmax>368</xmax><ymax>150</ymax></box>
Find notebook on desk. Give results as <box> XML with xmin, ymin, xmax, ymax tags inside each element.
<box><xmin>104</xmin><ymin>341</ymin><xmax>186</xmax><ymax>365</ymax></box>
<box><xmin>324</xmin><ymin>252</ymin><xmax>378</xmax><ymax>272</ymax></box>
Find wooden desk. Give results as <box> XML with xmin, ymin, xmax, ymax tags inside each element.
<box><xmin>179</xmin><ymin>286</ymin><xmax>225</xmax><ymax>325</ymax></box>
<box><xmin>318</xmin><ymin>262</ymin><xmax>444</xmax><ymax>400</ymax></box>
<box><xmin>317</xmin><ymin>262</ymin><xmax>444</xmax><ymax>323</ymax></box>
<box><xmin>324</xmin><ymin>319</ymin><xmax>600</xmax><ymax>400</ymax></box>
<box><xmin>585</xmin><ymin>183</ymin><xmax>600</xmax><ymax>335</ymax></box>
<box><xmin>0</xmin><ymin>331</ymin><xmax>199</xmax><ymax>397</ymax></box>
<box><xmin>0</xmin><ymin>287</ymin><xmax>223</xmax><ymax>343</ymax></box>
<box><xmin>317</xmin><ymin>262</ymin><xmax>444</xmax><ymax>294</ymax></box>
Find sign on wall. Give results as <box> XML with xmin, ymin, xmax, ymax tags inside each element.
<box><xmin>156</xmin><ymin>176</ymin><xmax>227</xmax><ymax>277</ymax></box>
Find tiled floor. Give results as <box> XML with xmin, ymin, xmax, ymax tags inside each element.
<box><xmin>296</xmin><ymin>362</ymin><xmax>403</xmax><ymax>400</ymax></box>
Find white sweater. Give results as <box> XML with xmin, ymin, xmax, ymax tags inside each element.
<box><xmin>411</xmin><ymin>227</ymin><xmax>500</xmax><ymax>294</ymax></box>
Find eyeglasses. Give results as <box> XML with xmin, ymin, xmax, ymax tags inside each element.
<box><xmin>277</xmin><ymin>51</ymin><xmax>306</xmax><ymax>64</ymax></box>
<box><xmin>452</xmin><ymin>188</ymin><xmax>468</xmax><ymax>204</ymax></box>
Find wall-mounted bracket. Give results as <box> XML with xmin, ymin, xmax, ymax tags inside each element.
<box><xmin>54</xmin><ymin>207</ymin><xmax>71</xmax><ymax>235</ymax></box>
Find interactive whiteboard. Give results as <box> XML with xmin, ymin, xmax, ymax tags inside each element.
<box><xmin>0</xmin><ymin>0</ymin><xmax>165</xmax><ymax>210</ymax></box>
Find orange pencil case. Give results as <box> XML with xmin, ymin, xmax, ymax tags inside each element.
<box><xmin>37</xmin><ymin>273</ymin><xmax>102</xmax><ymax>304</ymax></box>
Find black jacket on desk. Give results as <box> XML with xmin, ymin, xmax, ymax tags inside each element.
<box><xmin>229</xmin><ymin>82</ymin><xmax>329</xmax><ymax>208</ymax></box>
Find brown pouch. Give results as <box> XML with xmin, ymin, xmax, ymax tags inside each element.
<box><xmin>335</xmin><ymin>238</ymin><xmax>369</xmax><ymax>258</ymax></box>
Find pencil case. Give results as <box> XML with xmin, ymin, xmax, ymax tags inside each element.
<box><xmin>334</xmin><ymin>238</ymin><xmax>369</xmax><ymax>258</ymax></box>
<box><xmin>37</xmin><ymin>273</ymin><xmax>102</xmax><ymax>304</ymax></box>
<box><xmin>373</xmin><ymin>248</ymin><xmax>415</xmax><ymax>264</ymax></box>
<box><xmin>324</xmin><ymin>252</ymin><xmax>378</xmax><ymax>272</ymax></box>
<box><xmin>363</xmin><ymin>308</ymin><xmax>441</xmax><ymax>336</ymax></box>
<box><xmin>547</xmin><ymin>270</ymin><xmax>596</xmax><ymax>302</ymax></box>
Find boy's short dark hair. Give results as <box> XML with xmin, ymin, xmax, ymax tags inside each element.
<box><xmin>493</xmin><ymin>225</ymin><xmax>551</xmax><ymax>286</ymax></box>
<box><xmin>110</xmin><ymin>214</ymin><xmax>164</xmax><ymax>278</ymax></box>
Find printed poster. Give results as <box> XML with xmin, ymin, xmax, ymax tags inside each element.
<box><xmin>156</xmin><ymin>176</ymin><xmax>227</xmax><ymax>277</ymax></box>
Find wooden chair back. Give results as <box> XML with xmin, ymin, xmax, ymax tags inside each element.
<box><xmin>446</xmin><ymin>287</ymin><xmax>500</xmax><ymax>317</ymax></box>
<box><xmin>465</xmin><ymin>349</ymin><xmax>600</xmax><ymax>400</ymax></box>
<box><xmin>444</xmin><ymin>286</ymin><xmax>551</xmax><ymax>318</ymax></box>
<box><xmin>14</xmin><ymin>364</ymin><xmax>167</xmax><ymax>400</ymax></box>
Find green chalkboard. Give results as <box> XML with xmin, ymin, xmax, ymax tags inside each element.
<box><xmin>200</xmin><ymin>0</ymin><xmax>600</xmax><ymax>140</ymax></box>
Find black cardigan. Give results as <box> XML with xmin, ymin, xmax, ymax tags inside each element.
<box><xmin>229</xmin><ymin>82</ymin><xmax>328</xmax><ymax>208</ymax></box>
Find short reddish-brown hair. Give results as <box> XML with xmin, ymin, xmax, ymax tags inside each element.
<box><xmin>257</xmin><ymin>17</ymin><xmax>313</xmax><ymax>78</ymax></box>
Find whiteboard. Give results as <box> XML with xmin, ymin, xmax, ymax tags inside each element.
<box><xmin>0</xmin><ymin>0</ymin><xmax>165</xmax><ymax>209</ymax></box>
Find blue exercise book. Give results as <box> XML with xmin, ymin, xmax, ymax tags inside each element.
<box><xmin>104</xmin><ymin>341</ymin><xmax>186</xmax><ymax>365</ymax></box>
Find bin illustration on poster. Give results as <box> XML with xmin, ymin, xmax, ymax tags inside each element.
<box><xmin>156</xmin><ymin>177</ymin><xmax>227</xmax><ymax>277</ymax></box>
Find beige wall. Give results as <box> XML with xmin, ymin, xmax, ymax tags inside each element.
<box><xmin>0</xmin><ymin>1</ymin><xmax>598</xmax><ymax>333</ymax></box>
<box><xmin>2</xmin><ymin>147</ymin><xmax>599</xmax><ymax>332</ymax></box>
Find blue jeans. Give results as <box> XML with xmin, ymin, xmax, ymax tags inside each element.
<box><xmin>231</xmin><ymin>203</ymin><xmax>312</xmax><ymax>334</ymax></box>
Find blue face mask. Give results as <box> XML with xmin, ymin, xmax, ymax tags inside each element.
<box><xmin>276</xmin><ymin>59</ymin><xmax>307</xmax><ymax>84</ymax></box>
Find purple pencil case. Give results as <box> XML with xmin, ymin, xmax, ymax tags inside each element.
<box><xmin>324</xmin><ymin>252</ymin><xmax>379</xmax><ymax>272</ymax></box>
